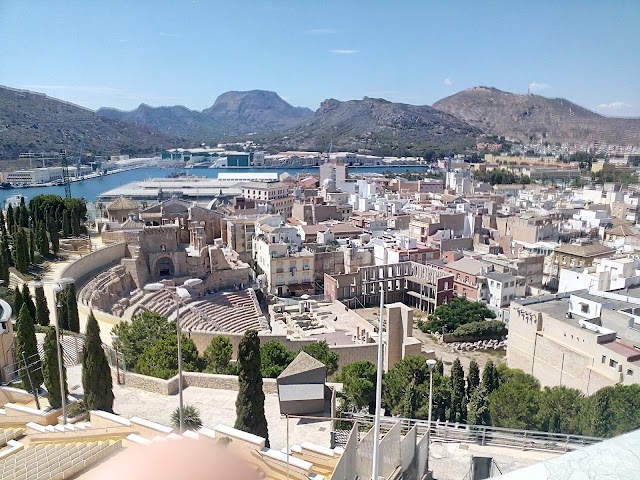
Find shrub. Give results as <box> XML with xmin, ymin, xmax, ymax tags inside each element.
<box><xmin>171</xmin><ymin>404</ymin><xmax>202</xmax><ymax>431</ymax></box>
<box><xmin>453</xmin><ymin>320</ymin><xmax>506</xmax><ymax>339</ymax></box>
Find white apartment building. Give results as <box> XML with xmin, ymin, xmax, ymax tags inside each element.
<box><xmin>253</xmin><ymin>233</ymin><xmax>315</xmax><ymax>296</ymax></box>
<box><xmin>242</xmin><ymin>181</ymin><xmax>293</xmax><ymax>216</ymax></box>
<box><xmin>485</xmin><ymin>271</ymin><xmax>519</xmax><ymax>309</ymax></box>
<box><xmin>558</xmin><ymin>256</ymin><xmax>640</xmax><ymax>293</ymax></box>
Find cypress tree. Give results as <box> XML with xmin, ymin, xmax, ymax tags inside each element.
<box><xmin>482</xmin><ymin>360</ymin><xmax>499</xmax><ymax>394</ymax></box>
<box><xmin>22</xmin><ymin>284</ymin><xmax>36</xmax><ymax>321</ymax></box>
<box><xmin>43</xmin><ymin>326</ymin><xmax>68</xmax><ymax>409</ymax></box>
<box><xmin>37</xmin><ymin>222</ymin><xmax>50</xmax><ymax>257</ymax></box>
<box><xmin>66</xmin><ymin>283</ymin><xmax>80</xmax><ymax>333</ymax></box>
<box><xmin>14</xmin><ymin>286</ymin><xmax>24</xmax><ymax>319</ymax></box>
<box><xmin>57</xmin><ymin>290</ymin><xmax>69</xmax><ymax>331</ymax></box>
<box><xmin>6</xmin><ymin>204</ymin><xmax>14</xmax><ymax>232</ymax></box>
<box><xmin>15</xmin><ymin>305</ymin><xmax>43</xmax><ymax>391</ymax></box>
<box><xmin>71</xmin><ymin>210</ymin><xmax>80</xmax><ymax>237</ymax></box>
<box><xmin>1</xmin><ymin>230</ymin><xmax>11</xmax><ymax>267</ymax></box>
<box><xmin>47</xmin><ymin>216</ymin><xmax>59</xmax><ymax>255</ymax></box>
<box><xmin>450</xmin><ymin>358</ymin><xmax>467</xmax><ymax>423</ymax></box>
<box><xmin>35</xmin><ymin>285</ymin><xmax>50</xmax><ymax>326</ymax></box>
<box><xmin>235</xmin><ymin>330</ymin><xmax>269</xmax><ymax>446</ymax></box>
<box><xmin>466</xmin><ymin>360</ymin><xmax>480</xmax><ymax>399</ymax></box>
<box><xmin>0</xmin><ymin>250</ymin><xmax>8</xmax><ymax>285</ymax></box>
<box><xmin>14</xmin><ymin>228</ymin><xmax>29</xmax><ymax>274</ymax></box>
<box><xmin>82</xmin><ymin>311</ymin><xmax>114</xmax><ymax>412</ymax></box>
<box><xmin>468</xmin><ymin>385</ymin><xmax>491</xmax><ymax>426</ymax></box>
<box><xmin>0</xmin><ymin>209</ymin><xmax>5</xmax><ymax>234</ymax></box>
<box><xmin>62</xmin><ymin>210</ymin><xmax>71</xmax><ymax>238</ymax></box>
<box><xmin>28</xmin><ymin>229</ymin><xmax>35</xmax><ymax>263</ymax></box>
<box><xmin>13</xmin><ymin>206</ymin><xmax>21</xmax><ymax>234</ymax></box>
<box><xmin>435</xmin><ymin>358</ymin><xmax>444</xmax><ymax>377</ymax></box>
<box><xmin>19</xmin><ymin>203</ymin><xmax>29</xmax><ymax>228</ymax></box>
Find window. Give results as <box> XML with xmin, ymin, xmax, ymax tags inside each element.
<box><xmin>609</xmin><ymin>359</ymin><xmax>618</xmax><ymax>368</ymax></box>
<box><xmin>580</xmin><ymin>303</ymin><xmax>589</xmax><ymax>314</ymax></box>
<box><xmin>465</xmin><ymin>276</ymin><xmax>469</xmax><ymax>284</ymax></box>
<box><xmin>601</xmin><ymin>355</ymin><xmax>606</xmax><ymax>364</ymax></box>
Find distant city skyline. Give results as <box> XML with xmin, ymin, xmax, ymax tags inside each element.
<box><xmin>0</xmin><ymin>0</ymin><xmax>638</xmax><ymax>116</ymax></box>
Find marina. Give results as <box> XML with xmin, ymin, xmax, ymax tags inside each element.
<box><xmin>0</xmin><ymin>164</ymin><xmax>428</xmax><ymax>205</ymax></box>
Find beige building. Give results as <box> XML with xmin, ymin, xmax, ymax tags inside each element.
<box><xmin>253</xmin><ymin>233</ymin><xmax>315</xmax><ymax>296</ymax></box>
<box><xmin>242</xmin><ymin>181</ymin><xmax>293</xmax><ymax>216</ymax></box>
<box><xmin>507</xmin><ymin>289</ymin><xmax>640</xmax><ymax>394</ymax></box>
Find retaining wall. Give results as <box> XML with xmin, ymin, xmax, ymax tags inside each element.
<box><xmin>59</xmin><ymin>242</ymin><xmax>127</xmax><ymax>287</ymax></box>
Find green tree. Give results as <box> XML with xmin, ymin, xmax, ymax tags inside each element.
<box><xmin>466</xmin><ymin>360</ymin><xmax>480</xmax><ymax>399</ymax></box>
<box><xmin>1</xmin><ymin>231</ymin><xmax>12</xmax><ymax>267</ymax></box>
<box><xmin>71</xmin><ymin>210</ymin><xmax>81</xmax><ymax>237</ymax></box>
<box><xmin>171</xmin><ymin>404</ymin><xmax>202</xmax><ymax>431</ymax></box>
<box><xmin>66</xmin><ymin>283</ymin><xmax>80</xmax><ymax>333</ymax></box>
<box><xmin>136</xmin><ymin>332</ymin><xmax>200</xmax><ymax>379</ymax></box>
<box><xmin>6</xmin><ymin>204</ymin><xmax>14</xmax><ymax>232</ymax></box>
<box><xmin>578</xmin><ymin>387</ymin><xmax>613</xmax><ymax>437</ymax></box>
<box><xmin>47</xmin><ymin>216</ymin><xmax>59</xmax><ymax>254</ymax></box>
<box><xmin>449</xmin><ymin>358</ymin><xmax>467</xmax><ymax>423</ymax></box>
<box><xmin>35</xmin><ymin>284</ymin><xmax>50</xmax><ymax>327</ymax></box>
<box><xmin>28</xmin><ymin>229</ymin><xmax>35</xmax><ymax>263</ymax></box>
<box><xmin>419</xmin><ymin>297</ymin><xmax>496</xmax><ymax>333</ymax></box>
<box><xmin>22</xmin><ymin>284</ymin><xmax>36</xmax><ymax>321</ymax></box>
<box><xmin>203</xmin><ymin>336</ymin><xmax>233</xmax><ymax>374</ymax></box>
<box><xmin>260</xmin><ymin>340</ymin><xmax>295</xmax><ymax>378</ymax></box>
<box><xmin>0</xmin><ymin>250</ymin><xmax>9</xmax><ymax>285</ymax></box>
<box><xmin>482</xmin><ymin>360</ymin><xmax>499</xmax><ymax>394</ymax></box>
<box><xmin>0</xmin><ymin>209</ymin><xmax>5</xmax><ymax>234</ymax></box>
<box><xmin>14</xmin><ymin>228</ymin><xmax>29</xmax><ymax>274</ymax></box>
<box><xmin>537</xmin><ymin>386</ymin><xmax>583</xmax><ymax>434</ymax></box>
<box><xmin>382</xmin><ymin>355</ymin><xmax>430</xmax><ymax>417</ymax></box>
<box><xmin>42</xmin><ymin>326</ymin><xmax>68</xmax><ymax>409</ymax></box>
<box><xmin>82</xmin><ymin>311</ymin><xmax>114</xmax><ymax>411</ymax></box>
<box><xmin>336</xmin><ymin>360</ymin><xmax>377</xmax><ymax>413</ymax></box>
<box><xmin>301</xmin><ymin>340</ymin><xmax>339</xmax><ymax>376</ymax></box>
<box><xmin>57</xmin><ymin>289</ymin><xmax>69</xmax><ymax>331</ymax></box>
<box><xmin>62</xmin><ymin>210</ymin><xmax>71</xmax><ymax>238</ymax></box>
<box><xmin>19</xmin><ymin>197</ymin><xmax>29</xmax><ymax>228</ymax></box>
<box><xmin>15</xmin><ymin>305</ymin><xmax>43</xmax><ymax>391</ymax></box>
<box><xmin>37</xmin><ymin>222</ymin><xmax>50</xmax><ymax>257</ymax></box>
<box><xmin>13</xmin><ymin>286</ymin><xmax>24</xmax><ymax>320</ymax></box>
<box><xmin>488</xmin><ymin>371</ymin><xmax>541</xmax><ymax>430</ymax></box>
<box><xmin>111</xmin><ymin>311</ymin><xmax>176</xmax><ymax>371</ymax></box>
<box><xmin>235</xmin><ymin>330</ymin><xmax>269</xmax><ymax>447</ymax></box>
<box><xmin>467</xmin><ymin>385</ymin><xmax>491</xmax><ymax>426</ymax></box>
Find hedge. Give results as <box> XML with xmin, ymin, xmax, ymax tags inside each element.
<box><xmin>453</xmin><ymin>320</ymin><xmax>507</xmax><ymax>339</ymax></box>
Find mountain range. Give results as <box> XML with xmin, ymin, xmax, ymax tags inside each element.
<box><xmin>2</xmin><ymin>84</ymin><xmax>639</xmax><ymax>161</ymax></box>
<box><xmin>434</xmin><ymin>86</ymin><xmax>640</xmax><ymax>146</ymax></box>
<box><xmin>98</xmin><ymin>90</ymin><xmax>313</xmax><ymax>141</ymax></box>
<box><xmin>0</xmin><ymin>86</ymin><xmax>180</xmax><ymax>161</ymax></box>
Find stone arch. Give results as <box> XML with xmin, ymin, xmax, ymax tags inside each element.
<box><xmin>155</xmin><ymin>256</ymin><xmax>175</xmax><ymax>277</ymax></box>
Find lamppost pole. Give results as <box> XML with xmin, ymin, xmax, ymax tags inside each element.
<box><xmin>143</xmin><ymin>278</ymin><xmax>202</xmax><ymax>435</ymax></box>
<box><xmin>372</xmin><ymin>283</ymin><xmax>385</xmax><ymax>480</ymax></box>
<box><xmin>39</xmin><ymin>277</ymin><xmax>75</xmax><ymax>425</ymax></box>
<box><xmin>111</xmin><ymin>334</ymin><xmax>121</xmax><ymax>385</ymax></box>
<box><xmin>426</xmin><ymin>358</ymin><xmax>437</xmax><ymax>478</ymax></box>
<box><xmin>175</xmin><ymin>293</ymin><xmax>184</xmax><ymax>434</ymax></box>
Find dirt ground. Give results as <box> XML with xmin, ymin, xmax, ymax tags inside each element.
<box><xmin>354</xmin><ymin>307</ymin><xmax>506</xmax><ymax>373</ymax></box>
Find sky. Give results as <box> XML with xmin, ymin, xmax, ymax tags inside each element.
<box><xmin>1</xmin><ymin>0</ymin><xmax>638</xmax><ymax>116</ymax></box>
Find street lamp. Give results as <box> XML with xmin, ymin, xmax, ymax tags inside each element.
<box><xmin>143</xmin><ymin>278</ymin><xmax>203</xmax><ymax>434</ymax></box>
<box><xmin>426</xmin><ymin>358</ymin><xmax>437</xmax><ymax>477</ymax></box>
<box><xmin>35</xmin><ymin>277</ymin><xmax>75</xmax><ymax>424</ymax></box>
<box><xmin>371</xmin><ymin>284</ymin><xmax>385</xmax><ymax>480</ymax></box>
<box><xmin>110</xmin><ymin>333</ymin><xmax>122</xmax><ymax>385</ymax></box>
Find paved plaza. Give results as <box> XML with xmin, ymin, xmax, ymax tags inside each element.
<box><xmin>65</xmin><ymin>365</ymin><xmax>332</xmax><ymax>450</ymax></box>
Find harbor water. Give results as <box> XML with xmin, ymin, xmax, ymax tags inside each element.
<box><xmin>0</xmin><ymin>165</ymin><xmax>429</xmax><ymax>205</ymax></box>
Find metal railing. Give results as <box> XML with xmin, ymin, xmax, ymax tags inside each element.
<box><xmin>343</xmin><ymin>413</ymin><xmax>604</xmax><ymax>454</ymax></box>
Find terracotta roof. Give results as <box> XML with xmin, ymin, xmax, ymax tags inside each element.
<box><xmin>107</xmin><ymin>196</ymin><xmax>138</xmax><ymax>211</ymax></box>
<box><xmin>278</xmin><ymin>351</ymin><xmax>325</xmax><ymax>379</ymax></box>
<box><xmin>606</xmin><ymin>225</ymin><xmax>640</xmax><ymax>237</ymax></box>
<box><xmin>554</xmin><ymin>243</ymin><xmax>616</xmax><ymax>257</ymax></box>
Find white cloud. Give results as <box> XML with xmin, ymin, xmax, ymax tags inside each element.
<box><xmin>443</xmin><ymin>78</ymin><xmax>453</xmax><ymax>87</ymax></box>
<box><xmin>329</xmin><ymin>49</ymin><xmax>359</xmax><ymax>55</ymax></box>
<box><xmin>529</xmin><ymin>82</ymin><xmax>550</xmax><ymax>92</ymax></box>
<box><xmin>306</xmin><ymin>28</ymin><xmax>337</xmax><ymax>35</ymax></box>
<box><xmin>595</xmin><ymin>101</ymin><xmax>632</xmax><ymax>111</ymax></box>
